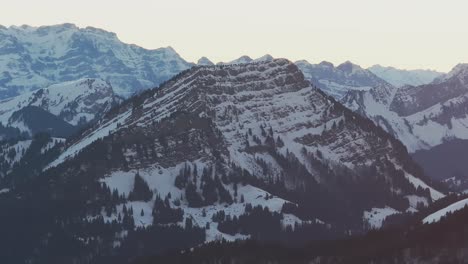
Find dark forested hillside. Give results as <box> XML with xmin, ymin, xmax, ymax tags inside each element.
<box><xmin>140</xmin><ymin>204</ymin><xmax>468</xmax><ymax>264</ymax></box>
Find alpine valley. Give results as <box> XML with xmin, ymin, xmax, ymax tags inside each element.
<box><xmin>1</xmin><ymin>24</ymin><xmax>468</xmax><ymax>264</ymax></box>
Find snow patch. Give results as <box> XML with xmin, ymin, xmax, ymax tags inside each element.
<box><xmin>363</xmin><ymin>207</ymin><xmax>400</xmax><ymax>229</ymax></box>
<box><xmin>423</xmin><ymin>198</ymin><xmax>468</xmax><ymax>224</ymax></box>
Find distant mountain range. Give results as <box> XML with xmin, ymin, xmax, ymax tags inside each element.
<box><xmin>0</xmin><ymin>22</ymin><xmax>463</xmax><ymax>181</ymax></box>
<box><xmin>0</xmin><ymin>24</ymin><xmax>193</xmax><ymax>98</ymax></box>
<box><xmin>368</xmin><ymin>65</ymin><xmax>443</xmax><ymax>88</ymax></box>
<box><xmin>295</xmin><ymin>60</ymin><xmax>394</xmax><ymax>99</ymax></box>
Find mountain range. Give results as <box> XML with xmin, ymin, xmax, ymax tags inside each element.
<box><xmin>0</xmin><ymin>24</ymin><xmax>193</xmax><ymax>98</ymax></box>
<box><xmin>1</xmin><ymin>23</ymin><xmax>467</xmax><ymax>264</ymax></box>
<box><xmin>0</xmin><ymin>59</ymin><xmax>447</xmax><ymax>263</ymax></box>
<box><xmin>368</xmin><ymin>65</ymin><xmax>443</xmax><ymax>88</ymax></box>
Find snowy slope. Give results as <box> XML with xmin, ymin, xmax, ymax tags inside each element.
<box><xmin>423</xmin><ymin>198</ymin><xmax>468</xmax><ymax>224</ymax></box>
<box><xmin>363</xmin><ymin>207</ymin><xmax>400</xmax><ymax>229</ymax></box>
<box><xmin>0</xmin><ymin>136</ymin><xmax>65</xmax><ymax>178</ymax></box>
<box><xmin>0</xmin><ymin>24</ymin><xmax>193</xmax><ymax>98</ymax></box>
<box><xmin>98</xmin><ymin>166</ymin><xmax>306</xmax><ymax>238</ymax></box>
<box><xmin>0</xmin><ymin>139</ymin><xmax>32</xmax><ymax>165</ymax></box>
<box><xmin>368</xmin><ymin>65</ymin><xmax>443</xmax><ymax>88</ymax></box>
<box><xmin>343</xmin><ymin>63</ymin><xmax>468</xmax><ymax>153</ymax></box>
<box><xmin>0</xmin><ymin>78</ymin><xmax>120</xmax><ymax>134</ymax></box>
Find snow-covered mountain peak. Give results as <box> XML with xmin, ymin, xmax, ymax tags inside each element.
<box><xmin>197</xmin><ymin>56</ymin><xmax>214</xmax><ymax>66</ymax></box>
<box><xmin>0</xmin><ymin>24</ymin><xmax>193</xmax><ymax>98</ymax></box>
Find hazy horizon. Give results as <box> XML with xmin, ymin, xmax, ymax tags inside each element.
<box><xmin>3</xmin><ymin>0</ymin><xmax>467</xmax><ymax>72</ymax></box>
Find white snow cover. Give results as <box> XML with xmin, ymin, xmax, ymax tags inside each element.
<box><xmin>404</xmin><ymin>172</ymin><xmax>445</xmax><ymax>201</ymax></box>
<box><xmin>317</xmin><ymin>79</ymin><xmax>373</xmax><ymax>99</ymax></box>
<box><xmin>46</xmin><ymin>109</ymin><xmax>131</xmax><ymax>169</ymax></box>
<box><xmin>344</xmin><ymin>63</ymin><xmax>468</xmax><ymax>153</ymax></box>
<box><xmin>0</xmin><ymin>78</ymin><xmax>118</xmax><ymax>129</ymax></box>
<box><xmin>363</xmin><ymin>207</ymin><xmax>400</xmax><ymax>229</ymax></box>
<box><xmin>423</xmin><ymin>198</ymin><xmax>468</xmax><ymax>224</ymax></box>
<box><xmin>0</xmin><ymin>24</ymin><xmax>193</xmax><ymax>97</ymax></box>
<box><xmin>406</xmin><ymin>195</ymin><xmax>429</xmax><ymax>209</ymax></box>
<box><xmin>0</xmin><ymin>140</ymin><xmax>32</xmax><ymax>165</ymax></box>
<box><xmin>40</xmin><ymin>138</ymin><xmax>66</xmax><ymax>154</ymax></box>
<box><xmin>96</xmin><ymin>166</ymin><xmax>311</xmax><ymax>242</ymax></box>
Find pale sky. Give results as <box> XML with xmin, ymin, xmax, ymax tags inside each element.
<box><xmin>2</xmin><ymin>0</ymin><xmax>467</xmax><ymax>72</ymax></box>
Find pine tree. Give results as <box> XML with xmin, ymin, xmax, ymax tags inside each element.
<box><xmin>128</xmin><ymin>173</ymin><xmax>153</xmax><ymax>201</ymax></box>
<box><xmin>186</xmin><ymin>182</ymin><xmax>204</xmax><ymax>208</ymax></box>
<box><xmin>185</xmin><ymin>217</ymin><xmax>193</xmax><ymax>230</ymax></box>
